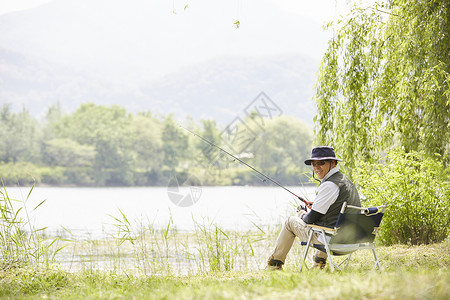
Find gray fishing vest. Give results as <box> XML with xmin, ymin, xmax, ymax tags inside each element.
<box><xmin>315</xmin><ymin>171</ymin><xmax>361</xmax><ymax>228</ymax></box>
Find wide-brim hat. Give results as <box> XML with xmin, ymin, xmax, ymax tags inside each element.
<box><xmin>304</xmin><ymin>146</ymin><xmax>342</xmax><ymax>165</ymax></box>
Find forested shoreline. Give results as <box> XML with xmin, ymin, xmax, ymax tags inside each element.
<box><xmin>0</xmin><ymin>103</ymin><xmax>313</xmax><ymax>187</ymax></box>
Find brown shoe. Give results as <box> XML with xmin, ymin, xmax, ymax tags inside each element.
<box><xmin>311</xmin><ymin>256</ymin><xmax>326</xmax><ymax>269</ymax></box>
<box><xmin>267</xmin><ymin>259</ymin><xmax>284</xmax><ymax>270</ymax></box>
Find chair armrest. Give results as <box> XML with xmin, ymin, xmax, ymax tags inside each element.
<box><xmin>307</xmin><ymin>224</ymin><xmax>336</xmax><ymax>234</ymax></box>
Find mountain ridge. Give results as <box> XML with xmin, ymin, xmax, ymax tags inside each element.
<box><xmin>1</xmin><ymin>48</ymin><xmax>317</xmax><ymax>125</ymax></box>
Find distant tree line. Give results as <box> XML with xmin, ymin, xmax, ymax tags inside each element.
<box><xmin>0</xmin><ymin>103</ymin><xmax>313</xmax><ymax>187</ymax></box>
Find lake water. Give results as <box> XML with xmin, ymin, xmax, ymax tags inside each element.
<box><xmin>5</xmin><ymin>185</ymin><xmax>317</xmax><ymax>239</ymax></box>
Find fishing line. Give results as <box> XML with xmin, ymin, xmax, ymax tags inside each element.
<box><xmin>179</xmin><ymin>124</ymin><xmax>308</xmax><ymax>206</ymax></box>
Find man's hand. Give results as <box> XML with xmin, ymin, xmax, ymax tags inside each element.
<box><xmin>305</xmin><ymin>200</ymin><xmax>313</xmax><ymax>210</ymax></box>
<box><xmin>297</xmin><ymin>209</ymin><xmax>307</xmax><ymax>218</ymax></box>
<box><xmin>297</xmin><ymin>204</ymin><xmax>307</xmax><ymax>218</ymax></box>
<box><xmin>298</xmin><ymin>196</ymin><xmax>313</xmax><ymax>210</ymax></box>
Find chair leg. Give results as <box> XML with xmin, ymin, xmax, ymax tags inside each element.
<box><xmin>346</xmin><ymin>253</ymin><xmax>352</xmax><ymax>269</ymax></box>
<box><xmin>372</xmin><ymin>246</ymin><xmax>381</xmax><ymax>270</ymax></box>
<box><xmin>339</xmin><ymin>253</ymin><xmax>352</xmax><ymax>270</ymax></box>
<box><xmin>320</xmin><ymin>229</ymin><xmax>336</xmax><ymax>272</ymax></box>
<box><xmin>300</xmin><ymin>229</ymin><xmax>314</xmax><ymax>272</ymax></box>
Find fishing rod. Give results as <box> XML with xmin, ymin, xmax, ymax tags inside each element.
<box><xmin>179</xmin><ymin>125</ymin><xmax>309</xmax><ymax>207</ymax></box>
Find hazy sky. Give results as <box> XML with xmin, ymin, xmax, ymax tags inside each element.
<box><xmin>0</xmin><ymin>0</ymin><xmax>52</xmax><ymax>14</ymax></box>
<box><xmin>1</xmin><ymin>0</ymin><xmax>357</xmax><ymax>83</ymax></box>
<box><xmin>0</xmin><ymin>0</ymin><xmax>372</xmax><ymax>92</ymax></box>
<box><xmin>0</xmin><ymin>0</ymin><xmax>348</xmax><ymax>24</ymax></box>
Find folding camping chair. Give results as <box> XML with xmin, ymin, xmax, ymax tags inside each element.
<box><xmin>300</xmin><ymin>201</ymin><xmax>388</xmax><ymax>272</ymax></box>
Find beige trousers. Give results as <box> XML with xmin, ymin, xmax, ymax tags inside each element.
<box><xmin>269</xmin><ymin>215</ymin><xmax>327</xmax><ymax>263</ymax></box>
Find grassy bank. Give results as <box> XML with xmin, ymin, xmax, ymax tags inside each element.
<box><xmin>0</xmin><ymin>237</ymin><xmax>449</xmax><ymax>299</ymax></box>
<box><xmin>1</xmin><ymin>185</ymin><xmax>449</xmax><ymax>298</ymax></box>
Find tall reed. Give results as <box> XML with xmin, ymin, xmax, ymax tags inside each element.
<box><xmin>0</xmin><ymin>182</ymin><xmax>64</xmax><ymax>270</ymax></box>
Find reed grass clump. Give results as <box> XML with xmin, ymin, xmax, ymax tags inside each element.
<box><xmin>0</xmin><ymin>182</ymin><xmax>63</xmax><ymax>270</ymax></box>
<box><xmin>88</xmin><ymin>210</ymin><xmax>271</xmax><ymax>276</ymax></box>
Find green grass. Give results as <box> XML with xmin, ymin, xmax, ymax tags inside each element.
<box><xmin>0</xmin><ymin>238</ymin><xmax>449</xmax><ymax>299</ymax></box>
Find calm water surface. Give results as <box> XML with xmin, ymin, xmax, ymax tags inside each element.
<box><xmin>6</xmin><ymin>185</ymin><xmax>317</xmax><ymax>239</ymax></box>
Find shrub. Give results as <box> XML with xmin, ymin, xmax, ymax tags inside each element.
<box><xmin>39</xmin><ymin>166</ymin><xmax>67</xmax><ymax>185</ymax></box>
<box><xmin>0</xmin><ymin>162</ymin><xmax>40</xmax><ymax>186</ymax></box>
<box><xmin>354</xmin><ymin>149</ymin><xmax>450</xmax><ymax>245</ymax></box>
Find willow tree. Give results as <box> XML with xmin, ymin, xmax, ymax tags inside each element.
<box><xmin>314</xmin><ymin>0</ymin><xmax>450</xmax><ymax>176</ymax></box>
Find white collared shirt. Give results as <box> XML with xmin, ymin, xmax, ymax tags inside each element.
<box><xmin>311</xmin><ymin>166</ymin><xmax>340</xmax><ymax>214</ymax></box>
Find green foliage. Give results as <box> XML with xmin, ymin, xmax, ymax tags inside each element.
<box><xmin>314</xmin><ymin>0</ymin><xmax>450</xmax><ymax>177</ymax></box>
<box><xmin>39</xmin><ymin>166</ymin><xmax>67</xmax><ymax>185</ymax></box>
<box><xmin>54</xmin><ymin>103</ymin><xmax>135</xmax><ymax>185</ymax></box>
<box><xmin>0</xmin><ymin>105</ymin><xmax>41</xmax><ymax>164</ymax></box>
<box><xmin>0</xmin><ymin>162</ymin><xmax>40</xmax><ymax>186</ymax></box>
<box><xmin>199</xmin><ymin>119</ymin><xmax>222</xmax><ymax>165</ymax></box>
<box><xmin>0</xmin><ymin>102</ymin><xmax>313</xmax><ymax>186</ymax></box>
<box><xmin>161</xmin><ymin>115</ymin><xmax>190</xmax><ymax>172</ymax></box>
<box><xmin>250</xmin><ymin>115</ymin><xmax>313</xmax><ymax>185</ymax></box>
<box><xmin>42</xmin><ymin>138</ymin><xmax>96</xmax><ymax>167</ymax></box>
<box><xmin>128</xmin><ymin>113</ymin><xmax>163</xmax><ymax>182</ymax></box>
<box><xmin>355</xmin><ymin>149</ymin><xmax>450</xmax><ymax>245</ymax></box>
<box><xmin>313</xmin><ymin>0</ymin><xmax>449</xmax><ymax>245</ymax></box>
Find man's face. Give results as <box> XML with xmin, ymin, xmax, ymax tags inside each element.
<box><xmin>312</xmin><ymin>160</ymin><xmax>336</xmax><ymax>180</ymax></box>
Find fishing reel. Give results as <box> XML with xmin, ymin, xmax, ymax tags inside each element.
<box><xmin>296</xmin><ymin>196</ymin><xmax>310</xmax><ymax>212</ymax></box>
<box><xmin>297</xmin><ymin>203</ymin><xmax>308</xmax><ymax>212</ymax></box>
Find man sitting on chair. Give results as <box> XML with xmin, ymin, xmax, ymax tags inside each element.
<box><xmin>267</xmin><ymin>146</ymin><xmax>361</xmax><ymax>270</ymax></box>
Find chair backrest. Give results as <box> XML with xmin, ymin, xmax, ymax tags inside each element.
<box><xmin>329</xmin><ymin>212</ymin><xmax>384</xmax><ymax>244</ymax></box>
